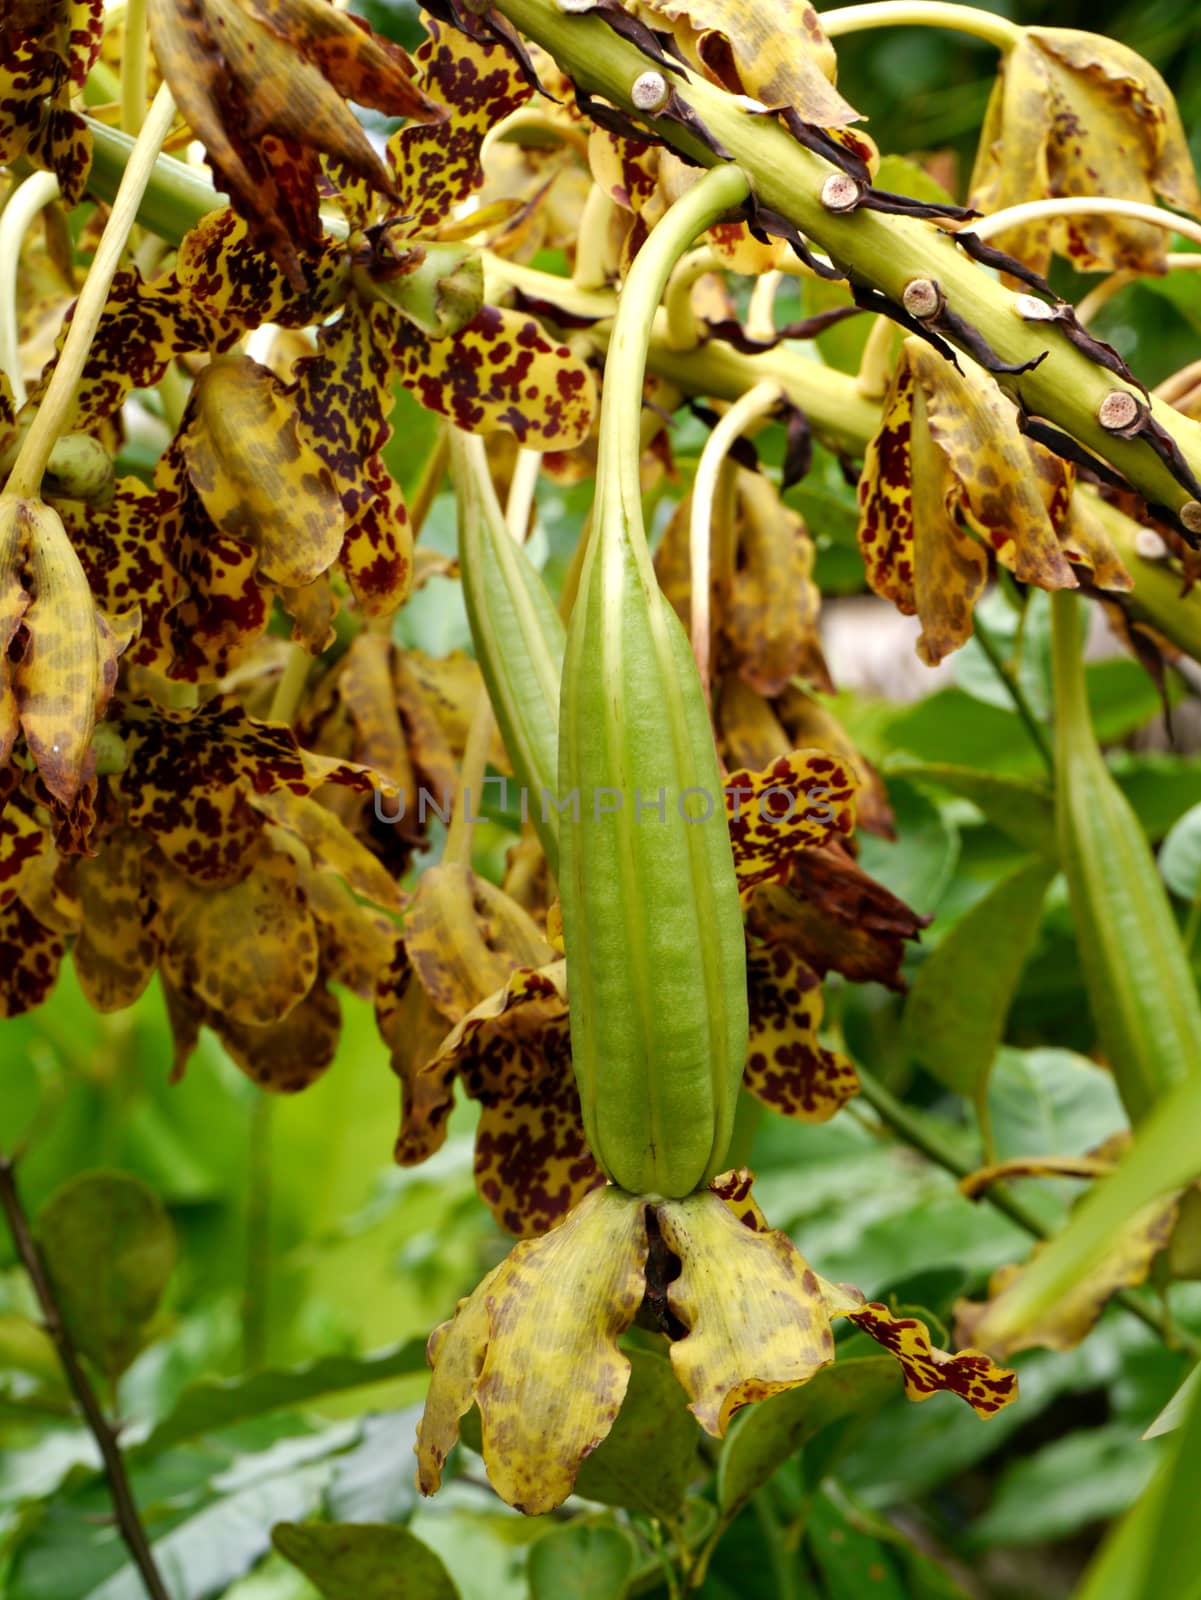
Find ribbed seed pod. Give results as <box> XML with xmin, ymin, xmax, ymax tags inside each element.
<box><xmin>451</xmin><ymin>428</ymin><xmax>566</xmax><ymax>873</ymax></box>
<box><xmin>558</xmin><ymin>474</ymin><xmax>749</xmax><ymax>1198</ymax></box>
<box><xmin>1052</xmin><ymin>590</ymin><xmax>1201</xmax><ymax>1120</ymax></box>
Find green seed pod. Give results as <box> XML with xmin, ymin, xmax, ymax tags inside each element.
<box><xmin>1052</xmin><ymin>590</ymin><xmax>1201</xmax><ymax>1120</ymax></box>
<box><xmin>558</xmin><ymin>164</ymin><xmax>752</xmax><ymax>1199</ymax></box>
<box><xmin>451</xmin><ymin>428</ymin><xmax>566</xmax><ymax>873</ymax></box>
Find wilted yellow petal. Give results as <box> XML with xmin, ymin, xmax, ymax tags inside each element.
<box><xmin>745</xmin><ymin>938</ymin><xmax>859</xmax><ymax>1122</ymax></box>
<box><xmin>12</xmin><ymin>498</ymin><xmax>127</xmax><ymax>807</ymax></box>
<box><xmin>182</xmin><ymin>357</ymin><xmax>346</xmax><ymax>589</ymax></box>
<box><xmin>858</xmin><ymin>341</ymin><xmax>1077</xmax><ymax>664</ymax></box>
<box><xmin>416</xmin><ymin>1186</ymin><xmax>648</xmax><ymax>1514</ymax></box>
<box><xmin>969</xmin><ymin>28</ymin><xmax>1201</xmax><ymax>274</ymax></box>
<box><xmin>404</xmin><ymin>863</ymin><xmax>553</xmax><ymax>1022</ymax></box>
<box><xmin>251</xmin><ymin>787</ymin><xmax>405</xmax><ymax>911</ymax></box>
<box><xmin>156</xmin><ymin>848</ymin><xmax>318</xmax><ymax>1027</ymax></box>
<box><xmin>71</xmin><ymin>829</ymin><xmax>158</xmax><ymax>1012</ymax></box>
<box><xmin>954</xmin><ymin>1192</ymin><xmax>1178</xmax><ymax>1358</ymax></box>
<box><xmin>639</xmin><ymin>0</ymin><xmax>858</xmax><ymax>126</ymax></box>
<box><xmin>656</xmin><ymin>1189</ymin><xmax>834</xmax><ymax>1436</ymax></box>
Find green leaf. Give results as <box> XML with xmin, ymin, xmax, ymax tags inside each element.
<box><xmin>717</xmin><ymin>1357</ymin><xmax>899</xmax><ymax>1519</ymax></box>
<box><xmin>1159</xmin><ymin>800</ymin><xmax>1201</xmax><ymax>902</ymax></box>
<box><xmin>972</xmin><ymin>1074</ymin><xmax>1201</xmax><ymax>1349</ymax></box>
<box><xmin>1144</xmin><ymin>1362</ymin><xmax>1201</xmax><ymax>1440</ymax></box>
<box><xmin>903</xmin><ymin>857</ymin><xmax>1055</xmax><ymax>1098</ymax></box>
<box><xmin>6</xmin><ymin>1416</ymin><xmax>354</xmax><ymax>1600</ymax></box>
<box><xmin>526</xmin><ymin>1522</ymin><xmax>636</xmax><ymax>1600</ymax></box>
<box><xmin>969</xmin><ymin>1422</ymin><xmax>1158</xmax><ymax>1548</ymax></box>
<box><xmin>1129</xmin><ymin>1357</ymin><xmax>1201</xmax><ymax>1600</ymax></box>
<box><xmin>272</xmin><ymin>1522</ymin><xmax>460</xmax><ymax>1600</ymax></box>
<box><xmin>885</xmin><ymin>763</ymin><xmax>1054</xmax><ymax>857</ymax></box>
<box><xmin>987</xmin><ymin>1048</ymin><xmax>1127</xmax><ymax>1168</ymax></box>
<box><xmin>856</xmin><ymin>779</ymin><xmax>960</xmax><ymax>914</ymax></box>
<box><xmin>572</xmin><ymin>1349</ymin><xmax>698</xmax><ymax>1521</ymax></box>
<box><xmin>133</xmin><ymin>1339</ymin><xmax>428</xmax><ymax>1456</ymax></box>
<box><xmin>35</xmin><ymin>1171</ymin><xmax>175</xmax><ymax>1380</ymax></box>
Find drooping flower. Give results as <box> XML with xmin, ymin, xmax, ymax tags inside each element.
<box><xmin>857</xmin><ymin>337</ymin><xmax>1132</xmax><ymax>665</ymax></box>
<box><xmin>969</xmin><ymin>28</ymin><xmax>1201</xmax><ymax>276</ymax></box>
<box><xmin>416</xmin><ymin>1171</ymin><xmax>1017</xmax><ymax>1515</ymax></box>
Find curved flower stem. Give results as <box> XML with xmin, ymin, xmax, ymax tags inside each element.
<box><xmin>595</xmin><ymin>164</ymin><xmax>751</xmax><ymax>572</ymax></box>
<box><xmin>971</xmin><ymin>196</ymin><xmax>1201</xmax><ymax>252</ymax></box>
<box><xmin>267</xmin><ymin>643</ymin><xmax>312</xmax><ymax>727</ymax></box>
<box><xmin>818</xmin><ymin>0</ymin><xmax>1021</xmax><ymax>49</ymax></box>
<box><xmin>745</xmin><ymin>268</ymin><xmax>783</xmax><ymax>342</ymax></box>
<box><xmin>689</xmin><ymin>379</ymin><xmax>781</xmax><ymax>691</ymax></box>
<box><xmin>853</xmin><ymin>1064</ymin><xmax>1200</xmax><ymax>1357</ymax></box>
<box><xmin>121</xmin><ymin>0</ymin><xmax>148</xmax><ymax>136</ymax></box>
<box><xmin>7</xmin><ymin>82</ymin><xmax>175</xmax><ymax>498</ymax></box>
<box><xmin>506</xmin><ymin>447</ymin><xmax>543</xmax><ymax>541</ymax></box>
<box><xmin>0</xmin><ymin>171</ymin><xmax>61</xmax><ymax>407</ymax></box>
<box><xmin>0</xmin><ymin>1154</ymin><xmax>172</xmax><ymax>1600</ymax></box>
<box><xmin>664</xmin><ymin>246</ymin><xmax>723</xmax><ymax>351</ymax></box>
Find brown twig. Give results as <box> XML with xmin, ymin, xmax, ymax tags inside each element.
<box><xmin>0</xmin><ymin>1154</ymin><xmax>171</xmax><ymax>1600</ymax></box>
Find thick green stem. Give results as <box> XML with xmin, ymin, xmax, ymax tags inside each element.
<box><xmin>488</xmin><ymin>0</ymin><xmax>1201</xmax><ymax>522</ymax></box>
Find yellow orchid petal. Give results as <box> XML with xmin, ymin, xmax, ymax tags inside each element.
<box><xmin>708</xmin><ymin>1167</ymin><xmax>770</xmax><ymax>1232</ymax></box>
<box><xmin>819</xmin><ymin>1277</ymin><xmax>1018</xmax><ymax>1418</ymax></box>
<box><xmin>954</xmin><ymin>1191</ymin><xmax>1178</xmax><ymax>1358</ymax></box>
<box><xmin>656</xmin><ymin>1189</ymin><xmax>834</xmax><ymax>1436</ymax></box>
<box><xmin>416</xmin><ymin>1185</ymin><xmax>648</xmax><ymax>1515</ymax></box>
<box><xmin>725</xmin><ymin>749</ymin><xmax>857</xmax><ymax>894</ymax></box>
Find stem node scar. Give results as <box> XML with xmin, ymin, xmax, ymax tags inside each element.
<box><xmin>1181</xmin><ymin>501</ymin><xmax>1201</xmax><ymax>536</ymax></box>
<box><xmin>1097</xmin><ymin>390</ymin><xmax>1143</xmax><ymax>434</ymax></box>
<box><xmin>631</xmin><ymin>70</ymin><xmax>670</xmax><ymax>114</ymax></box>
<box><xmin>901</xmin><ymin>277</ymin><xmax>942</xmax><ymax>319</ymax></box>
<box><xmin>819</xmin><ymin>173</ymin><xmax>861</xmax><ymax>213</ymax></box>
<box><xmin>1012</xmin><ymin>293</ymin><xmax>1055</xmax><ymax>322</ymax></box>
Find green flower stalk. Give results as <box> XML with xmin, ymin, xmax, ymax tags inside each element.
<box><xmin>557</xmin><ymin>162</ymin><xmax>752</xmax><ymax>1198</ymax></box>
<box><xmin>414</xmin><ymin>167</ymin><xmax>1018</xmax><ymax>1517</ymax></box>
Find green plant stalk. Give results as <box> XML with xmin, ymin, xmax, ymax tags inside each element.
<box><xmin>489</xmin><ymin>0</ymin><xmax>1201</xmax><ymax>520</ymax></box>
<box><xmin>1052</xmin><ymin>589</ymin><xmax>1201</xmax><ymax>1120</ymax></box>
<box><xmin>559</xmin><ymin>164</ymin><xmax>751</xmax><ymax>1197</ymax></box>
<box><xmin>82</xmin><ymin>117</ymin><xmax>1201</xmax><ymax>656</ymax></box>
<box><xmin>450</xmin><ymin>427</ymin><xmax>566</xmax><ymax>872</ymax></box>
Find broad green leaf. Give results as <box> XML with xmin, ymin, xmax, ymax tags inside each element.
<box><xmin>904</xmin><ymin>857</ymin><xmax>1055</xmax><ymax>1098</ymax></box>
<box><xmin>1159</xmin><ymin>800</ymin><xmax>1201</xmax><ymax>902</ymax></box>
<box><xmin>272</xmin><ymin>1522</ymin><xmax>459</xmax><ymax>1600</ymax></box>
<box><xmin>526</xmin><ymin>1522</ymin><xmax>636</xmax><ymax>1600</ymax></box>
<box><xmin>6</xmin><ymin>1416</ymin><xmax>354</xmax><ymax>1600</ymax></box>
<box><xmin>717</xmin><ymin>1357</ymin><xmax>899</xmax><ymax>1518</ymax></box>
<box><xmin>972</xmin><ymin>1075</ymin><xmax>1201</xmax><ymax>1350</ymax></box>
<box><xmin>1126</xmin><ymin>1358</ymin><xmax>1201</xmax><ymax>1600</ymax></box>
<box><xmin>987</xmin><ymin>1048</ymin><xmax>1127</xmax><ymax>1170</ymax></box>
<box><xmin>970</xmin><ymin>1422</ymin><xmax>1158</xmax><ymax>1549</ymax></box>
<box><xmin>806</xmin><ymin>1483</ymin><xmax>970</xmax><ymax>1600</ymax></box>
<box><xmin>133</xmin><ymin>1339</ymin><xmax>428</xmax><ymax>1456</ymax></box>
<box><xmin>856</xmin><ymin>779</ymin><xmax>960</xmax><ymax>914</ymax></box>
<box><xmin>573</xmin><ymin>1348</ymin><xmax>699</xmax><ymax>1521</ymax></box>
<box><xmin>1144</xmin><ymin>1362</ymin><xmax>1201</xmax><ymax>1440</ymax></box>
<box><xmin>886</xmin><ymin>763</ymin><xmax>1054</xmax><ymax>857</ymax></box>
<box><xmin>35</xmin><ymin>1171</ymin><xmax>175</xmax><ymax>1380</ymax></box>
